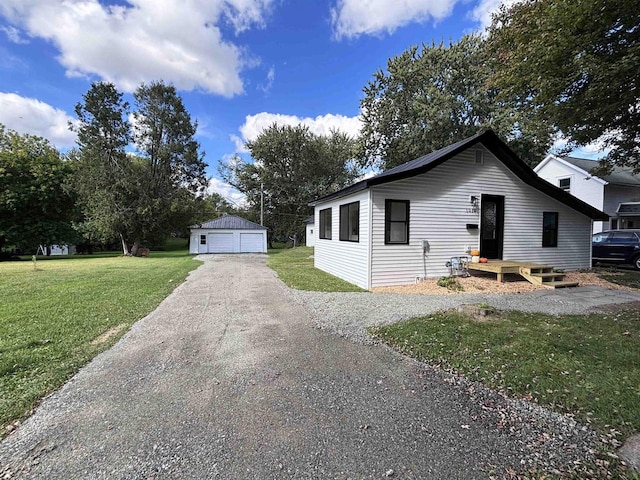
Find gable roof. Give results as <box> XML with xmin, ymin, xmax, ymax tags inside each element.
<box><xmin>310</xmin><ymin>129</ymin><xmax>608</xmax><ymax>221</ymax></box>
<box><xmin>562</xmin><ymin>156</ymin><xmax>640</xmax><ymax>187</ymax></box>
<box><xmin>190</xmin><ymin>215</ymin><xmax>266</xmax><ymax>230</ymax></box>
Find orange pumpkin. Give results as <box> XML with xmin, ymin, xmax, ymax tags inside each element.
<box><xmin>479</xmin><ymin>257</ymin><xmax>488</xmax><ymax>263</ymax></box>
<box><xmin>470</xmin><ymin>250</ymin><xmax>480</xmax><ymax>256</ymax></box>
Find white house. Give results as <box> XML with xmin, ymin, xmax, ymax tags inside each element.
<box><xmin>535</xmin><ymin>155</ymin><xmax>640</xmax><ymax>233</ymax></box>
<box><xmin>303</xmin><ymin>216</ymin><xmax>315</xmax><ymax>247</ymax></box>
<box><xmin>189</xmin><ymin>215</ymin><xmax>267</xmax><ymax>254</ymax></box>
<box><xmin>310</xmin><ymin>130</ymin><xmax>608</xmax><ymax>289</ymax></box>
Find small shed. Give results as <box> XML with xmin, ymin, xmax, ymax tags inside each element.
<box><xmin>303</xmin><ymin>216</ymin><xmax>315</xmax><ymax>247</ymax></box>
<box><xmin>189</xmin><ymin>215</ymin><xmax>267</xmax><ymax>254</ymax></box>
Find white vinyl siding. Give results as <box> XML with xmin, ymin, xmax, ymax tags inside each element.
<box><xmin>305</xmin><ymin>222</ymin><xmax>315</xmax><ymax>246</ymax></box>
<box><xmin>370</xmin><ymin>147</ymin><xmax>593</xmax><ymax>287</ymax></box>
<box><xmin>535</xmin><ymin>157</ymin><xmax>606</xmax><ymax>233</ymax></box>
<box><xmin>314</xmin><ymin>190</ymin><xmax>370</xmax><ymax>289</ymax></box>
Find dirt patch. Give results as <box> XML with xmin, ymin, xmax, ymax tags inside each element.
<box><xmin>90</xmin><ymin>324</ymin><xmax>128</xmax><ymax>346</ymax></box>
<box><xmin>371</xmin><ymin>271</ymin><xmax>634</xmax><ymax>295</ymax></box>
<box><xmin>455</xmin><ymin>304</ymin><xmax>505</xmax><ymax>322</ymax></box>
<box><xmin>590</xmin><ymin>300</ymin><xmax>640</xmax><ymax>314</ymax></box>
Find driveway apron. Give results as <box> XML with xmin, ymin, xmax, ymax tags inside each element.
<box><xmin>0</xmin><ymin>255</ymin><xmax>589</xmax><ymax>479</ymax></box>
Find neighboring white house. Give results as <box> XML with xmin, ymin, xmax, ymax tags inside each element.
<box><xmin>310</xmin><ymin>130</ymin><xmax>608</xmax><ymax>289</ymax></box>
<box><xmin>37</xmin><ymin>244</ymin><xmax>76</xmax><ymax>255</ymax></box>
<box><xmin>189</xmin><ymin>215</ymin><xmax>267</xmax><ymax>254</ymax></box>
<box><xmin>535</xmin><ymin>155</ymin><xmax>640</xmax><ymax>233</ymax></box>
<box><xmin>303</xmin><ymin>216</ymin><xmax>315</xmax><ymax>247</ymax></box>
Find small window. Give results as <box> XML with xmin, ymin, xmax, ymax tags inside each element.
<box><xmin>319</xmin><ymin>208</ymin><xmax>332</xmax><ymax>240</ymax></box>
<box><xmin>200</xmin><ymin>234</ymin><xmax>206</xmax><ymax>245</ymax></box>
<box><xmin>310</xmin><ymin>229</ymin><xmax>313</xmax><ymax>235</ymax></box>
<box><xmin>385</xmin><ymin>200</ymin><xmax>410</xmax><ymax>244</ymax></box>
<box><xmin>542</xmin><ymin>212</ymin><xmax>558</xmax><ymax>247</ymax></box>
<box><xmin>611</xmin><ymin>218</ymin><xmax>618</xmax><ymax>229</ymax></box>
<box><xmin>339</xmin><ymin>201</ymin><xmax>359</xmax><ymax>242</ymax></box>
<box><xmin>558</xmin><ymin>177</ymin><xmax>571</xmax><ymax>192</ymax></box>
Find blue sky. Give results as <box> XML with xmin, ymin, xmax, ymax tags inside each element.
<box><xmin>0</xmin><ymin>0</ymin><xmax>596</xmax><ymax>204</ymax></box>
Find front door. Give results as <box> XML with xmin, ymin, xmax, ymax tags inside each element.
<box><xmin>480</xmin><ymin>195</ymin><xmax>504</xmax><ymax>259</ymax></box>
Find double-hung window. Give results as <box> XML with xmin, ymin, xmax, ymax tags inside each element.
<box><xmin>542</xmin><ymin>212</ymin><xmax>558</xmax><ymax>247</ymax></box>
<box><xmin>558</xmin><ymin>178</ymin><xmax>571</xmax><ymax>192</ymax></box>
<box><xmin>339</xmin><ymin>202</ymin><xmax>359</xmax><ymax>242</ymax></box>
<box><xmin>385</xmin><ymin>200</ymin><xmax>409</xmax><ymax>244</ymax></box>
<box><xmin>319</xmin><ymin>208</ymin><xmax>332</xmax><ymax>240</ymax></box>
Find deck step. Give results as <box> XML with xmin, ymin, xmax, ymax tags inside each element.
<box><xmin>541</xmin><ymin>280</ymin><xmax>579</xmax><ymax>289</ymax></box>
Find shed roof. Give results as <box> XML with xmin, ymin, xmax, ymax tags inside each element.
<box><xmin>190</xmin><ymin>215</ymin><xmax>266</xmax><ymax>230</ymax></box>
<box><xmin>562</xmin><ymin>157</ymin><xmax>640</xmax><ymax>187</ymax></box>
<box><xmin>309</xmin><ymin>129</ymin><xmax>608</xmax><ymax>221</ymax></box>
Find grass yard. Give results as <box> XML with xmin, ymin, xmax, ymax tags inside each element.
<box><xmin>267</xmin><ymin>246</ymin><xmax>365</xmax><ymax>292</ymax></box>
<box><xmin>370</xmin><ymin>308</ymin><xmax>640</xmax><ymax>438</ymax></box>
<box><xmin>596</xmin><ymin>267</ymin><xmax>640</xmax><ymax>289</ymax></box>
<box><xmin>0</xmin><ymin>244</ymin><xmax>200</xmax><ymax>434</ymax></box>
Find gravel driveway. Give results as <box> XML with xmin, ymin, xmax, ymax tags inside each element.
<box><xmin>0</xmin><ymin>255</ymin><xmax>609</xmax><ymax>479</ymax></box>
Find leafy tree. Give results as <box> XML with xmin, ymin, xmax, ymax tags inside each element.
<box><xmin>191</xmin><ymin>192</ymin><xmax>237</xmax><ymax>225</ymax></box>
<box><xmin>0</xmin><ymin>125</ymin><xmax>77</xmax><ymax>254</ymax></box>
<box><xmin>72</xmin><ymin>82</ymin><xmax>134</xmax><ymax>253</ymax></box>
<box><xmin>487</xmin><ymin>0</ymin><xmax>639</xmax><ymax>171</ymax></box>
<box><xmin>359</xmin><ymin>34</ymin><xmax>554</xmax><ymax>170</ymax></box>
<box><xmin>220</xmin><ymin>124</ymin><xmax>359</xmax><ymax>243</ymax></box>
<box><xmin>72</xmin><ymin>81</ymin><xmax>207</xmax><ymax>255</ymax></box>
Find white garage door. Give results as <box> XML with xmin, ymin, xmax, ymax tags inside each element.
<box><xmin>208</xmin><ymin>233</ymin><xmax>234</xmax><ymax>253</ymax></box>
<box><xmin>240</xmin><ymin>233</ymin><xmax>264</xmax><ymax>253</ymax></box>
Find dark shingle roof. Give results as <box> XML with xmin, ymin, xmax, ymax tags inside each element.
<box><xmin>309</xmin><ymin>130</ymin><xmax>608</xmax><ymax>221</ymax></box>
<box><xmin>563</xmin><ymin>157</ymin><xmax>640</xmax><ymax>187</ymax></box>
<box><xmin>303</xmin><ymin>216</ymin><xmax>314</xmax><ymax>224</ymax></box>
<box><xmin>190</xmin><ymin>215</ymin><xmax>266</xmax><ymax>230</ymax></box>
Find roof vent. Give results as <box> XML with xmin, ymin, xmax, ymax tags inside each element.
<box><xmin>475</xmin><ymin>150</ymin><xmax>484</xmax><ymax>164</ymax></box>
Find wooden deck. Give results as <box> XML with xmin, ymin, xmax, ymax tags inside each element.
<box><xmin>468</xmin><ymin>260</ymin><xmax>578</xmax><ymax>289</ymax></box>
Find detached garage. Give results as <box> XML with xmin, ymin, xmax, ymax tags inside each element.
<box><xmin>189</xmin><ymin>215</ymin><xmax>267</xmax><ymax>254</ymax></box>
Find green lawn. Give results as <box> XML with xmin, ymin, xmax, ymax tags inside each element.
<box><xmin>267</xmin><ymin>246</ymin><xmax>365</xmax><ymax>292</ymax></box>
<box><xmin>371</xmin><ymin>308</ymin><xmax>640</xmax><ymax>438</ymax></box>
<box><xmin>0</xmin><ymin>243</ymin><xmax>200</xmax><ymax>434</ymax></box>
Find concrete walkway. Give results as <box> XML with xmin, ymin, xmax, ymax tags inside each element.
<box><xmin>0</xmin><ymin>256</ymin><xmax>601</xmax><ymax>479</ymax></box>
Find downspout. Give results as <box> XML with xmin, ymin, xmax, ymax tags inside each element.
<box><xmin>368</xmin><ymin>188</ymin><xmax>373</xmax><ymax>290</ymax></box>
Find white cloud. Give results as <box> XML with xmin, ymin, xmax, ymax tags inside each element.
<box><xmin>232</xmin><ymin>111</ymin><xmax>362</xmax><ymax>152</ymax></box>
<box><xmin>0</xmin><ymin>92</ymin><xmax>77</xmax><ymax>148</ymax></box>
<box><xmin>257</xmin><ymin>65</ymin><xmax>275</xmax><ymax>94</ymax></box>
<box><xmin>469</xmin><ymin>0</ymin><xmax>520</xmax><ymax>29</ymax></box>
<box><xmin>330</xmin><ymin>0</ymin><xmax>457</xmax><ymax>39</ymax></box>
<box><xmin>0</xmin><ymin>0</ymin><xmax>273</xmax><ymax>96</ymax></box>
<box><xmin>1</xmin><ymin>25</ymin><xmax>28</xmax><ymax>44</ymax></box>
<box><xmin>206</xmin><ymin>177</ymin><xmax>246</xmax><ymax>206</ymax></box>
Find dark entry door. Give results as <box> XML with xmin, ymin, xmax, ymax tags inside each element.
<box><xmin>480</xmin><ymin>195</ymin><xmax>504</xmax><ymax>259</ymax></box>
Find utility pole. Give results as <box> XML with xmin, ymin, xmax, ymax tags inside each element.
<box><xmin>260</xmin><ymin>182</ymin><xmax>264</xmax><ymax>226</ymax></box>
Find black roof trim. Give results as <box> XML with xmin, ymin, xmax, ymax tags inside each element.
<box><xmin>309</xmin><ymin>130</ymin><xmax>608</xmax><ymax>221</ymax></box>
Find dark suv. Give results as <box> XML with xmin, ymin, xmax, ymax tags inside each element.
<box><xmin>592</xmin><ymin>230</ymin><xmax>640</xmax><ymax>270</ymax></box>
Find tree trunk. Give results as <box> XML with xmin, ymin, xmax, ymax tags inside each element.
<box><xmin>131</xmin><ymin>241</ymin><xmax>141</xmax><ymax>257</ymax></box>
<box><xmin>120</xmin><ymin>233</ymin><xmax>131</xmax><ymax>256</ymax></box>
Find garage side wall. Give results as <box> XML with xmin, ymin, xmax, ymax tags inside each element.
<box><xmin>370</xmin><ymin>147</ymin><xmax>593</xmax><ymax>287</ymax></box>
<box><xmin>314</xmin><ymin>190</ymin><xmax>370</xmax><ymax>289</ymax></box>
<box><xmin>189</xmin><ymin>229</ymin><xmax>267</xmax><ymax>254</ymax></box>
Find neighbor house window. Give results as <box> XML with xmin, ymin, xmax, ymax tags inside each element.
<box><xmin>542</xmin><ymin>212</ymin><xmax>558</xmax><ymax>247</ymax></box>
<box><xmin>200</xmin><ymin>234</ymin><xmax>206</xmax><ymax>245</ymax></box>
<box><xmin>339</xmin><ymin>201</ymin><xmax>360</xmax><ymax>242</ymax></box>
<box><xmin>558</xmin><ymin>177</ymin><xmax>571</xmax><ymax>192</ymax></box>
<box><xmin>319</xmin><ymin>208</ymin><xmax>332</xmax><ymax>239</ymax></box>
<box><xmin>385</xmin><ymin>200</ymin><xmax>409</xmax><ymax>244</ymax></box>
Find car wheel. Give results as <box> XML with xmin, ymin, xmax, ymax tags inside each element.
<box><xmin>634</xmin><ymin>255</ymin><xmax>640</xmax><ymax>271</ymax></box>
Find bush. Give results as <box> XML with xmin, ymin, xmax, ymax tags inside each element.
<box><xmin>437</xmin><ymin>276</ymin><xmax>464</xmax><ymax>291</ymax></box>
